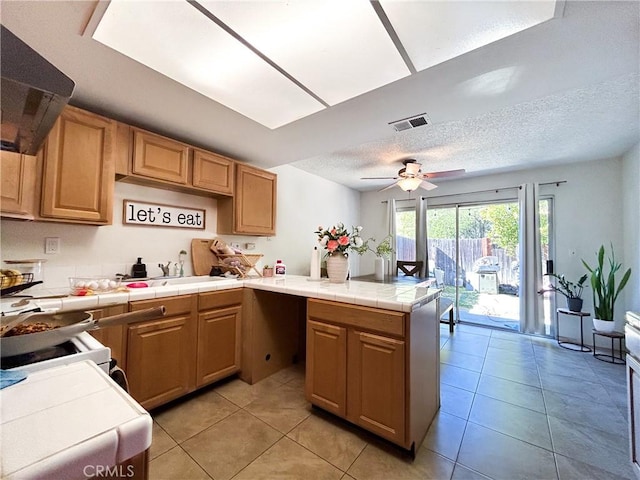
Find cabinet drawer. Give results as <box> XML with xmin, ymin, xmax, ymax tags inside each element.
<box><xmin>199</xmin><ymin>289</ymin><xmax>243</xmax><ymax>311</ymax></box>
<box><xmin>130</xmin><ymin>295</ymin><xmax>196</xmax><ymax>317</ymax></box>
<box><xmin>307</xmin><ymin>299</ymin><xmax>405</xmax><ymax>337</ymax></box>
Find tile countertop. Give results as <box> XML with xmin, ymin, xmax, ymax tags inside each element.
<box><xmin>0</xmin><ymin>360</ymin><xmax>151</xmax><ymax>480</ymax></box>
<box><xmin>18</xmin><ymin>275</ymin><xmax>440</xmax><ymax>314</ymax></box>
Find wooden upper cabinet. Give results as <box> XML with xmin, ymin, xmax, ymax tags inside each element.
<box><xmin>40</xmin><ymin>106</ymin><xmax>115</xmax><ymax>224</ymax></box>
<box><xmin>192</xmin><ymin>150</ymin><xmax>234</xmax><ymax>195</ymax></box>
<box><xmin>132</xmin><ymin>128</ymin><xmax>189</xmax><ymax>184</ymax></box>
<box><xmin>1</xmin><ymin>150</ymin><xmax>37</xmax><ymax>219</ymax></box>
<box><xmin>218</xmin><ymin>163</ymin><xmax>277</xmax><ymax>236</ymax></box>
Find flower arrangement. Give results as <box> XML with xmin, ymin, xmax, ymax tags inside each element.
<box><xmin>315</xmin><ymin>223</ymin><xmax>364</xmax><ymax>256</ymax></box>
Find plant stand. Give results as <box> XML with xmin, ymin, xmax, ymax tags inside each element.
<box><xmin>592</xmin><ymin>329</ymin><xmax>625</xmax><ymax>364</ymax></box>
<box><xmin>555</xmin><ymin>308</ymin><xmax>591</xmax><ymax>352</ymax></box>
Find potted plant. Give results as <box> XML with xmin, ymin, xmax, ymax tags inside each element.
<box><xmin>544</xmin><ymin>272</ymin><xmax>588</xmax><ymax>312</ymax></box>
<box><xmin>582</xmin><ymin>244</ymin><xmax>632</xmax><ymax>332</ymax></box>
<box><xmin>352</xmin><ymin>235</ymin><xmax>394</xmax><ymax>280</ymax></box>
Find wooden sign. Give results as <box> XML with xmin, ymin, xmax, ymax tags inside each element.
<box><xmin>123</xmin><ymin>200</ymin><xmax>206</xmax><ymax>229</ymax></box>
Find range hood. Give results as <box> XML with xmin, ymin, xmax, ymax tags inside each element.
<box><xmin>1</xmin><ymin>25</ymin><xmax>75</xmax><ymax>155</ymax></box>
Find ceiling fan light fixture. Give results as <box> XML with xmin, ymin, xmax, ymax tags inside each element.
<box><xmin>397</xmin><ymin>177</ymin><xmax>423</xmax><ymax>191</ymax></box>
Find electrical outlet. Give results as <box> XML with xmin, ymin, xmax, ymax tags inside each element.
<box><xmin>230</xmin><ymin>242</ymin><xmax>241</xmax><ymax>249</ymax></box>
<box><xmin>45</xmin><ymin>237</ymin><xmax>61</xmax><ymax>254</ymax></box>
<box><xmin>245</xmin><ymin>243</ymin><xmax>256</xmax><ymax>250</ymax></box>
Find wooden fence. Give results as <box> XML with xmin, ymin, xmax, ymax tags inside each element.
<box><xmin>397</xmin><ymin>236</ymin><xmax>519</xmax><ymax>287</ymax></box>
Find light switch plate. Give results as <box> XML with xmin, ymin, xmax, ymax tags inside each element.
<box><xmin>45</xmin><ymin>237</ymin><xmax>60</xmax><ymax>254</ymax></box>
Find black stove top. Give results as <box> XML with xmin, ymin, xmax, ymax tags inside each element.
<box><xmin>1</xmin><ymin>341</ymin><xmax>77</xmax><ymax>369</ymax></box>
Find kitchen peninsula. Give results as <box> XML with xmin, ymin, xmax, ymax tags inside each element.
<box><xmin>9</xmin><ymin>275</ymin><xmax>442</xmax><ymax>454</ymax></box>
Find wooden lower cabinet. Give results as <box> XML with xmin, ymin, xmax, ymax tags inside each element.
<box><xmin>306</xmin><ymin>300</ymin><xmax>407</xmax><ymax>444</ymax></box>
<box><xmin>87</xmin><ymin>304</ymin><xmax>128</xmax><ymax>370</ymax></box>
<box><xmin>197</xmin><ymin>305</ymin><xmax>241</xmax><ymax>387</ymax></box>
<box><xmin>306</xmin><ymin>320</ymin><xmax>347</xmax><ymax>416</ymax></box>
<box><xmin>347</xmin><ymin>330</ymin><xmax>405</xmax><ymax>444</ymax></box>
<box><xmin>125</xmin><ymin>291</ymin><xmax>243</xmax><ymax>410</ymax></box>
<box><xmin>127</xmin><ymin>296</ymin><xmax>197</xmax><ymax>410</ymax></box>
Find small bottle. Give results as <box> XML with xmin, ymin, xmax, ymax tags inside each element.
<box><xmin>275</xmin><ymin>259</ymin><xmax>286</xmax><ymax>276</ymax></box>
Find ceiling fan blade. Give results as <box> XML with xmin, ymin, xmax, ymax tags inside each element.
<box><xmin>422</xmin><ymin>169</ymin><xmax>466</xmax><ymax>179</ymax></box>
<box><xmin>419</xmin><ymin>180</ymin><xmax>438</xmax><ymax>191</ymax></box>
<box><xmin>378</xmin><ymin>181</ymin><xmax>399</xmax><ymax>192</ymax></box>
<box><xmin>361</xmin><ymin>176</ymin><xmax>399</xmax><ymax>180</ymax></box>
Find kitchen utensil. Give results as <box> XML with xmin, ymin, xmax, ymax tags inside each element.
<box><xmin>191</xmin><ymin>239</ymin><xmax>218</xmax><ymax>276</ymax></box>
<box><xmin>1</xmin><ymin>306</ymin><xmax>166</xmax><ymax>357</ymax></box>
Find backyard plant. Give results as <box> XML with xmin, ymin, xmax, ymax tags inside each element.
<box><xmin>582</xmin><ymin>244</ymin><xmax>632</xmax><ymax>321</ymax></box>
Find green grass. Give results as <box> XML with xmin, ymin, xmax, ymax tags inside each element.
<box><xmin>441</xmin><ymin>286</ymin><xmax>479</xmax><ymax>309</ymax></box>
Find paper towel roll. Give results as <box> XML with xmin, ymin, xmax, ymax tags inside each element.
<box><xmin>310</xmin><ymin>247</ymin><xmax>321</xmax><ymax>280</ymax></box>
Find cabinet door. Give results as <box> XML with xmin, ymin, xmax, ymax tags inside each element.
<box><xmin>192</xmin><ymin>150</ymin><xmax>234</xmax><ymax>195</ymax></box>
<box><xmin>126</xmin><ymin>314</ymin><xmax>196</xmax><ymax>410</ymax></box>
<box><xmin>40</xmin><ymin>106</ymin><xmax>115</xmax><ymax>223</ymax></box>
<box><xmin>0</xmin><ymin>151</ymin><xmax>37</xmax><ymax>218</ymax></box>
<box><xmin>305</xmin><ymin>320</ymin><xmax>347</xmax><ymax>416</ymax></box>
<box><xmin>197</xmin><ymin>306</ymin><xmax>241</xmax><ymax>387</ymax></box>
<box><xmin>347</xmin><ymin>330</ymin><xmax>405</xmax><ymax>445</ymax></box>
<box><xmin>132</xmin><ymin>129</ymin><xmax>189</xmax><ymax>184</ymax></box>
<box><xmin>234</xmin><ymin>164</ymin><xmax>276</xmax><ymax>235</ymax></box>
<box><xmin>87</xmin><ymin>304</ymin><xmax>128</xmax><ymax>370</ymax></box>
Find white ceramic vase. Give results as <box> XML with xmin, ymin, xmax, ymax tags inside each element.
<box><xmin>593</xmin><ymin>318</ymin><xmax>616</xmax><ymax>332</ymax></box>
<box><xmin>374</xmin><ymin>257</ymin><xmax>385</xmax><ymax>281</ymax></box>
<box><xmin>326</xmin><ymin>253</ymin><xmax>349</xmax><ymax>283</ymax></box>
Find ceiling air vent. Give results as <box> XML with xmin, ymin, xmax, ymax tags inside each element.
<box><xmin>389</xmin><ymin>113</ymin><xmax>430</xmax><ymax>132</ymax></box>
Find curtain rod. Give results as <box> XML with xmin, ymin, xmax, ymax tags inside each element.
<box><xmin>380</xmin><ymin>180</ymin><xmax>567</xmax><ymax>203</ymax></box>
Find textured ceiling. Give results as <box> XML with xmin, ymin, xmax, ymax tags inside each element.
<box><xmin>1</xmin><ymin>1</ymin><xmax>638</xmax><ymax>192</ymax></box>
<box><xmin>294</xmin><ymin>73</ymin><xmax>640</xmax><ymax>191</ymax></box>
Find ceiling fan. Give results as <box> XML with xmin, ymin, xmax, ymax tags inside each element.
<box><xmin>361</xmin><ymin>159</ymin><xmax>466</xmax><ymax>192</ymax></box>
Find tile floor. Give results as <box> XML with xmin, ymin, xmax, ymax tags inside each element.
<box><xmin>147</xmin><ymin>323</ymin><xmax>633</xmax><ymax>480</ymax></box>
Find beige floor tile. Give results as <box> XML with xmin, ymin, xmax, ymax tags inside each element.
<box><xmin>148</xmin><ymin>446</ymin><xmax>210</xmax><ymax>480</ymax></box>
<box><xmin>245</xmin><ymin>382</ymin><xmax>312</xmax><ymax>433</ymax></box>
<box><xmin>287</xmin><ymin>411</ymin><xmax>367</xmax><ymax>471</ymax></box>
<box><xmin>233</xmin><ymin>437</ymin><xmax>343</xmax><ymax>480</ymax></box>
<box><xmin>269</xmin><ymin>363</ymin><xmax>306</xmax><ymax>386</ymax></box>
<box><xmin>214</xmin><ymin>376</ymin><xmax>282</xmax><ymax>408</ymax></box>
<box><xmin>347</xmin><ymin>442</ymin><xmax>455</xmax><ymax>480</ymax></box>
<box><xmin>149</xmin><ymin>422</ymin><xmax>177</xmax><ymax>460</ymax></box>
<box><xmin>182</xmin><ymin>410</ymin><xmax>282</xmax><ymax>480</ymax></box>
<box><xmin>340</xmin><ymin>474</ymin><xmax>357</xmax><ymax>480</ymax></box>
<box><xmin>154</xmin><ymin>389</ymin><xmax>239</xmax><ymax>443</ymax></box>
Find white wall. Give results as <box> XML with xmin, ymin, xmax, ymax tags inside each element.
<box><xmin>360</xmin><ymin>156</ymin><xmax>631</xmax><ymax>337</ymax></box>
<box><xmin>0</xmin><ymin>164</ymin><xmax>360</xmax><ymax>288</ymax></box>
<box><xmin>623</xmin><ymin>142</ymin><xmax>640</xmax><ymax>312</ymax></box>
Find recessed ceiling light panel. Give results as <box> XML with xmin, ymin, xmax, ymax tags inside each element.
<box><xmin>379</xmin><ymin>0</ymin><xmax>557</xmax><ymax>71</ymax></box>
<box><xmin>200</xmin><ymin>0</ymin><xmax>411</xmax><ymax>107</ymax></box>
<box><xmin>92</xmin><ymin>0</ymin><xmax>324</xmax><ymax>128</ymax></box>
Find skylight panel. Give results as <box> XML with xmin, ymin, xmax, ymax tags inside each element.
<box><xmin>93</xmin><ymin>0</ymin><xmax>324</xmax><ymax>128</ymax></box>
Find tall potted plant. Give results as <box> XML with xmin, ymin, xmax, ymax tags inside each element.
<box><xmin>582</xmin><ymin>244</ymin><xmax>632</xmax><ymax>332</ymax></box>
<box><xmin>545</xmin><ymin>272</ymin><xmax>588</xmax><ymax>312</ymax></box>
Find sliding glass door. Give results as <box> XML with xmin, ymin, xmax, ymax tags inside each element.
<box><xmin>427</xmin><ymin>201</ymin><xmax>522</xmax><ymax>331</ymax></box>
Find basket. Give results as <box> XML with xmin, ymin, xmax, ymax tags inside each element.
<box><xmin>1</xmin><ymin>272</ymin><xmax>33</xmax><ymax>289</ymax></box>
